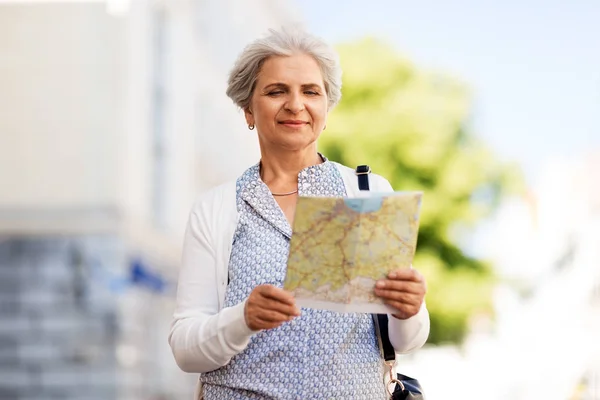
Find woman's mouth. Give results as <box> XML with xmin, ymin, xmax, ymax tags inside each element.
<box><xmin>279</xmin><ymin>120</ymin><xmax>308</xmax><ymax>128</ymax></box>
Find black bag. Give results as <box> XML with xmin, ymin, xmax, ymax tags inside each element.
<box><xmin>356</xmin><ymin>165</ymin><xmax>426</xmax><ymax>400</ymax></box>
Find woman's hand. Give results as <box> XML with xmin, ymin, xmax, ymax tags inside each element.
<box><xmin>374</xmin><ymin>268</ymin><xmax>427</xmax><ymax>320</ymax></box>
<box><xmin>245</xmin><ymin>284</ymin><xmax>301</xmax><ymax>331</ymax></box>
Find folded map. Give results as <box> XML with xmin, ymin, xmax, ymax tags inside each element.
<box><xmin>283</xmin><ymin>191</ymin><xmax>423</xmax><ymax>314</ymax></box>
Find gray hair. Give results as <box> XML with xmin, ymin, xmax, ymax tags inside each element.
<box><xmin>226</xmin><ymin>27</ymin><xmax>342</xmax><ymax>111</ymax></box>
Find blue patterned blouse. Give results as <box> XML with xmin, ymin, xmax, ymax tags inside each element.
<box><xmin>200</xmin><ymin>158</ymin><xmax>386</xmax><ymax>399</ymax></box>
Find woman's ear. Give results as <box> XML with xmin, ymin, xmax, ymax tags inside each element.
<box><xmin>244</xmin><ymin>106</ymin><xmax>253</xmax><ymax>122</ymax></box>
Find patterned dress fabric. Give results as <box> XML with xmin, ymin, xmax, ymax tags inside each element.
<box><xmin>200</xmin><ymin>157</ymin><xmax>385</xmax><ymax>400</ymax></box>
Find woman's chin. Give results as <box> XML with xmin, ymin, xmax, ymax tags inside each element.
<box><xmin>273</xmin><ymin>137</ymin><xmax>319</xmax><ymax>152</ymax></box>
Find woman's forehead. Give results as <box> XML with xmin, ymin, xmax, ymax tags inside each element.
<box><xmin>258</xmin><ymin>54</ymin><xmax>324</xmax><ymax>86</ymax></box>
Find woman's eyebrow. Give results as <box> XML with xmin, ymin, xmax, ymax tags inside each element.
<box><xmin>301</xmin><ymin>83</ymin><xmax>323</xmax><ymax>90</ymax></box>
<box><xmin>263</xmin><ymin>82</ymin><xmax>288</xmax><ymax>90</ymax></box>
<box><xmin>262</xmin><ymin>82</ymin><xmax>323</xmax><ymax>90</ymax></box>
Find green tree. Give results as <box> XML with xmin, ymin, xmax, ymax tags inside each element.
<box><xmin>320</xmin><ymin>38</ymin><xmax>522</xmax><ymax>345</ymax></box>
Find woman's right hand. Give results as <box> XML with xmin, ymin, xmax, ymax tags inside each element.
<box><xmin>244</xmin><ymin>285</ymin><xmax>301</xmax><ymax>331</ymax></box>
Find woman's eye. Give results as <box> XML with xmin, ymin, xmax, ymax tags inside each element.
<box><xmin>305</xmin><ymin>91</ymin><xmax>319</xmax><ymax>96</ymax></box>
<box><xmin>267</xmin><ymin>91</ymin><xmax>284</xmax><ymax>96</ymax></box>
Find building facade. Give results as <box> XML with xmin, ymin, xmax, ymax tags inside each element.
<box><xmin>0</xmin><ymin>1</ymin><xmax>301</xmax><ymax>399</ymax></box>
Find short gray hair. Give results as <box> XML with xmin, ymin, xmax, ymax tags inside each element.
<box><xmin>226</xmin><ymin>27</ymin><xmax>342</xmax><ymax>111</ymax></box>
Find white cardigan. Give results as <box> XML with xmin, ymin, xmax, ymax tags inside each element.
<box><xmin>169</xmin><ymin>162</ymin><xmax>430</xmax><ymax>395</ymax></box>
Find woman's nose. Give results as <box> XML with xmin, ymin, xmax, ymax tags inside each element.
<box><xmin>284</xmin><ymin>93</ymin><xmax>305</xmax><ymax>113</ymax></box>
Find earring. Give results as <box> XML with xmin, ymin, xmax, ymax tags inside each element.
<box><xmin>323</xmin><ymin>124</ymin><xmax>327</xmax><ymax>131</ymax></box>
<box><xmin>248</xmin><ymin>124</ymin><xmax>255</xmax><ymax>130</ymax></box>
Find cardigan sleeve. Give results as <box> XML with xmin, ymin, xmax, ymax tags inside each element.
<box><xmin>168</xmin><ymin>188</ymin><xmax>257</xmax><ymax>373</ymax></box>
<box><xmin>388</xmin><ymin>304</ymin><xmax>430</xmax><ymax>353</ymax></box>
<box><xmin>370</xmin><ymin>173</ymin><xmax>431</xmax><ymax>353</ymax></box>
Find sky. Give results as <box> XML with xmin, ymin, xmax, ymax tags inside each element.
<box><xmin>294</xmin><ymin>0</ymin><xmax>600</xmax><ymax>186</ymax></box>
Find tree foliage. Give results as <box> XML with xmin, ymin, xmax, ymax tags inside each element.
<box><xmin>320</xmin><ymin>38</ymin><xmax>523</xmax><ymax>344</ymax></box>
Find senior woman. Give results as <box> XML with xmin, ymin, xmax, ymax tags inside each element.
<box><xmin>169</xmin><ymin>28</ymin><xmax>429</xmax><ymax>400</ymax></box>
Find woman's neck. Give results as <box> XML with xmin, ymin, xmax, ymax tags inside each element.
<box><xmin>259</xmin><ymin>147</ymin><xmax>323</xmax><ymax>190</ymax></box>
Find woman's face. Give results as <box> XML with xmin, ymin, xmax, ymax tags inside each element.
<box><xmin>245</xmin><ymin>53</ymin><xmax>328</xmax><ymax>152</ymax></box>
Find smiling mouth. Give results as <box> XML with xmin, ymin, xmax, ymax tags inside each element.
<box><xmin>279</xmin><ymin>120</ymin><xmax>308</xmax><ymax>127</ymax></box>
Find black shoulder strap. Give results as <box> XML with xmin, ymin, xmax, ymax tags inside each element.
<box><xmin>355</xmin><ymin>164</ymin><xmax>371</xmax><ymax>191</ymax></box>
<box><xmin>355</xmin><ymin>165</ymin><xmax>396</xmax><ymax>362</ymax></box>
<box><xmin>373</xmin><ymin>313</ymin><xmax>395</xmax><ymax>362</ymax></box>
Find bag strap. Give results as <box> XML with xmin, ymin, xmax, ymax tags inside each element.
<box><xmin>373</xmin><ymin>313</ymin><xmax>396</xmax><ymax>362</ymax></box>
<box><xmin>355</xmin><ymin>165</ymin><xmax>396</xmax><ymax>363</ymax></box>
<box><xmin>355</xmin><ymin>164</ymin><xmax>371</xmax><ymax>190</ymax></box>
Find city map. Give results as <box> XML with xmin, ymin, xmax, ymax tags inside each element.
<box><xmin>284</xmin><ymin>192</ymin><xmax>422</xmax><ymax>313</ymax></box>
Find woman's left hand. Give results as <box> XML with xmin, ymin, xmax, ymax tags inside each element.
<box><xmin>374</xmin><ymin>268</ymin><xmax>427</xmax><ymax>320</ymax></box>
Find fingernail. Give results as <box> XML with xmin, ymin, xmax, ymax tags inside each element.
<box><xmin>388</xmin><ymin>272</ymin><xmax>397</xmax><ymax>279</ymax></box>
<box><xmin>376</xmin><ymin>281</ymin><xmax>385</xmax><ymax>288</ymax></box>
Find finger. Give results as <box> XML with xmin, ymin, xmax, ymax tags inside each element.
<box><xmin>259</xmin><ymin>285</ymin><xmax>296</xmax><ymax>305</ymax></box>
<box><xmin>375</xmin><ymin>279</ymin><xmax>424</xmax><ymax>295</ymax></box>
<box><xmin>261</xmin><ymin>299</ymin><xmax>301</xmax><ymax>317</ymax></box>
<box><xmin>387</xmin><ymin>268</ymin><xmax>423</xmax><ymax>282</ymax></box>
<box><xmin>254</xmin><ymin>309</ymin><xmax>297</xmax><ymax>323</ymax></box>
<box><xmin>384</xmin><ymin>300</ymin><xmax>422</xmax><ymax>318</ymax></box>
<box><xmin>245</xmin><ymin>307</ymin><xmax>294</xmax><ymax>331</ymax></box>
<box><xmin>374</xmin><ymin>289</ymin><xmax>422</xmax><ymax>305</ymax></box>
<box><xmin>246</xmin><ymin>296</ymin><xmax>301</xmax><ymax>321</ymax></box>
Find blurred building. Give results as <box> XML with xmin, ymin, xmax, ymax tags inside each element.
<box><xmin>0</xmin><ymin>1</ymin><xmax>301</xmax><ymax>399</ymax></box>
